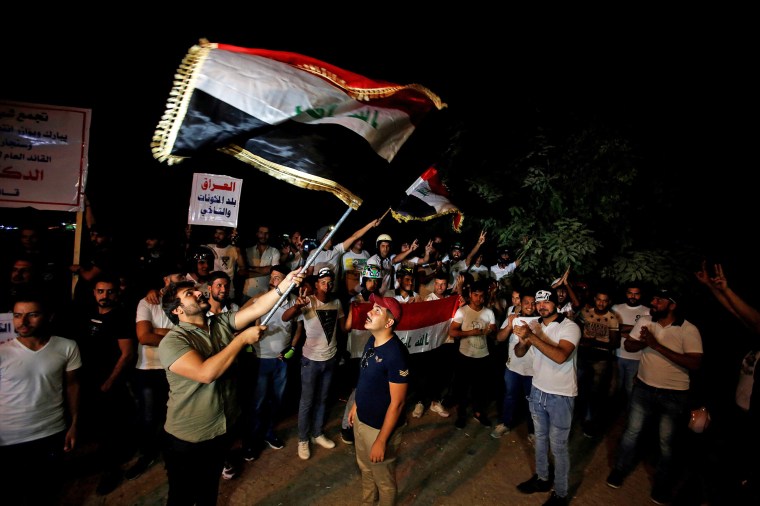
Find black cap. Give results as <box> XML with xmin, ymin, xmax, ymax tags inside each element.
<box><xmin>654</xmin><ymin>288</ymin><xmax>677</xmax><ymax>304</ymax></box>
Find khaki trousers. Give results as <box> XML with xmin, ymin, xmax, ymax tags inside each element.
<box><xmin>354</xmin><ymin>415</ymin><xmax>404</xmax><ymax>505</ymax></box>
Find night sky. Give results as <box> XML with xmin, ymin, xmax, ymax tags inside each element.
<box><xmin>2</xmin><ymin>12</ymin><xmax>757</xmax><ymax>273</ymax></box>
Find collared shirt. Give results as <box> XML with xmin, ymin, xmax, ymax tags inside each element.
<box><xmin>629</xmin><ymin>315</ymin><xmax>702</xmax><ymax>391</ymax></box>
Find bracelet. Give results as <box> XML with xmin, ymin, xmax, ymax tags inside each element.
<box><xmin>275</xmin><ymin>286</ymin><xmax>284</xmax><ymax>297</ymax></box>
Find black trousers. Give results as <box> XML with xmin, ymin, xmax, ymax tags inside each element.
<box><xmin>162</xmin><ymin>430</ymin><xmax>230</xmax><ymax>506</ymax></box>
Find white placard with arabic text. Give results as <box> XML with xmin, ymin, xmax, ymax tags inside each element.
<box><xmin>188</xmin><ymin>173</ymin><xmax>242</xmax><ymax>228</ymax></box>
<box><xmin>0</xmin><ymin>101</ymin><xmax>90</xmax><ymax>211</ymax></box>
<box><xmin>0</xmin><ymin>312</ymin><xmax>16</xmax><ymax>345</ymax></box>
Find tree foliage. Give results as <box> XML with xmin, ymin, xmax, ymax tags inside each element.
<box><xmin>444</xmin><ymin>112</ymin><xmax>700</xmax><ymax>294</ymax></box>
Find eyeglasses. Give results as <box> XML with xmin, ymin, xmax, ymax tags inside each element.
<box><xmin>360</xmin><ymin>348</ymin><xmax>376</xmax><ymax>369</ymax></box>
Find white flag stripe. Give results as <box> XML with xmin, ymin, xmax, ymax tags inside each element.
<box><xmin>198</xmin><ymin>50</ymin><xmax>414</xmax><ymax>162</ymax></box>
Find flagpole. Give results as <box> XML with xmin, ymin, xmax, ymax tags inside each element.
<box><xmin>259</xmin><ymin>205</ymin><xmax>354</xmax><ymax>326</ymax></box>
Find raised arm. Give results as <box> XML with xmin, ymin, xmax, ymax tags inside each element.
<box><xmin>340</xmin><ymin>218</ymin><xmax>382</xmax><ymax>251</ymax></box>
<box><xmin>696</xmin><ymin>262</ymin><xmax>760</xmax><ymax>334</ymax></box>
<box><xmin>464</xmin><ymin>230</ymin><xmax>487</xmax><ymax>267</ymax></box>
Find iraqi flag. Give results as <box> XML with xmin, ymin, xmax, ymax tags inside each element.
<box><xmin>390</xmin><ymin>167</ymin><xmax>464</xmax><ymax>231</ymax></box>
<box><xmin>348</xmin><ymin>296</ymin><xmax>460</xmax><ymax>356</ymax></box>
<box><xmin>151</xmin><ymin>40</ymin><xmax>446</xmax><ymax>209</ymax></box>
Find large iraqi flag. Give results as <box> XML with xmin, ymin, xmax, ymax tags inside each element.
<box><xmin>348</xmin><ymin>296</ymin><xmax>460</xmax><ymax>356</ymax></box>
<box><xmin>152</xmin><ymin>40</ymin><xmax>446</xmax><ymax>209</ymax></box>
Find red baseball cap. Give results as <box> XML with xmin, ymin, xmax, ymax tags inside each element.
<box><xmin>369</xmin><ymin>293</ymin><xmax>402</xmax><ymax>322</ymax></box>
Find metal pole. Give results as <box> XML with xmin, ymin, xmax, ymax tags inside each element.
<box><xmin>260</xmin><ymin>205</ymin><xmax>354</xmax><ymax>325</ymax></box>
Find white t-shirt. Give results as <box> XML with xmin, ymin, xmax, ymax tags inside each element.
<box><xmin>205</xmin><ymin>243</ymin><xmax>242</xmax><ymax>298</ymax></box>
<box><xmin>501</xmin><ymin>315</ymin><xmax>540</xmax><ymax>376</ymax></box>
<box><xmin>611</xmin><ymin>303</ymin><xmax>651</xmax><ymax>361</ymax></box>
<box><xmin>490</xmin><ymin>262</ymin><xmax>517</xmax><ymax>281</ymax></box>
<box><xmin>0</xmin><ymin>336</ymin><xmax>82</xmax><ymax>445</ymax></box>
<box><xmin>454</xmin><ymin>305</ymin><xmax>495</xmax><ymax>359</ymax></box>
<box><xmin>468</xmin><ymin>263</ymin><xmax>490</xmax><ymax>282</ymax></box>
<box><xmin>135</xmin><ymin>297</ymin><xmax>174</xmax><ymax>370</ymax></box>
<box><xmin>244</xmin><ymin>245</ymin><xmax>281</xmax><ymax>299</ymax></box>
<box><xmin>308</xmin><ymin>244</ymin><xmax>346</xmax><ymax>292</ymax></box>
<box><xmin>367</xmin><ymin>253</ymin><xmax>395</xmax><ymax>295</ymax></box>
<box><xmin>297</xmin><ymin>296</ymin><xmax>344</xmax><ymax>361</ymax></box>
<box><xmin>530</xmin><ymin>315</ymin><xmax>581</xmax><ymax>397</ymax></box>
<box><xmin>342</xmin><ymin>249</ymin><xmax>370</xmax><ymax>293</ymax></box>
<box><xmin>448</xmin><ymin>259</ymin><xmax>468</xmax><ymax>291</ymax></box>
<box><xmin>253</xmin><ymin>297</ymin><xmax>296</xmax><ymax>359</ymax></box>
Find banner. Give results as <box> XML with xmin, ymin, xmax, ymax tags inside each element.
<box><xmin>152</xmin><ymin>40</ymin><xmax>446</xmax><ymax>209</ymax></box>
<box><xmin>0</xmin><ymin>101</ymin><xmax>90</xmax><ymax>212</ymax></box>
<box><xmin>0</xmin><ymin>312</ymin><xmax>15</xmax><ymax>345</ymax></box>
<box><xmin>187</xmin><ymin>172</ymin><xmax>242</xmax><ymax>227</ymax></box>
<box><xmin>348</xmin><ymin>296</ymin><xmax>460</xmax><ymax>356</ymax></box>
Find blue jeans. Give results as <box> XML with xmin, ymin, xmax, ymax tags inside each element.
<box><xmin>528</xmin><ymin>385</ymin><xmax>574</xmax><ymax>498</ymax></box>
<box><xmin>298</xmin><ymin>355</ymin><xmax>337</xmax><ymax>441</ymax></box>
<box><xmin>500</xmin><ymin>368</ymin><xmax>534</xmax><ymax>433</ymax></box>
<box><xmin>251</xmin><ymin>357</ymin><xmax>288</xmax><ymax>442</ymax></box>
<box><xmin>616</xmin><ymin>357</ymin><xmax>639</xmax><ymax>402</ymax></box>
<box><xmin>613</xmin><ymin>379</ymin><xmax>688</xmax><ymax>490</ymax></box>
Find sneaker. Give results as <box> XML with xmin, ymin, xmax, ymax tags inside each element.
<box><xmin>265</xmin><ymin>435</ymin><xmax>285</xmax><ymax>450</ymax></box>
<box><xmin>582</xmin><ymin>419</ymin><xmax>597</xmax><ymax>438</ymax></box>
<box><xmin>430</xmin><ymin>401</ymin><xmax>450</xmax><ymax>418</ymax></box>
<box><xmin>341</xmin><ymin>427</ymin><xmax>355</xmax><ymax>445</ymax></box>
<box><xmin>412</xmin><ymin>401</ymin><xmax>425</xmax><ymax>418</ymax></box>
<box><xmin>297</xmin><ymin>440</ymin><xmax>310</xmax><ymax>460</ymax></box>
<box><xmin>517</xmin><ymin>474</ymin><xmax>552</xmax><ymax>494</ymax></box>
<box><xmin>221</xmin><ymin>462</ymin><xmax>238</xmax><ymax>480</ymax></box>
<box><xmin>543</xmin><ymin>491</ymin><xmax>568</xmax><ymax>506</ymax></box>
<box><xmin>650</xmin><ymin>484</ymin><xmax>672</xmax><ymax>505</ymax></box>
<box><xmin>242</xmin><ymin>447</ymin><xmax>257</xmax><ymax>462</ymax></box>
<box><xmin>311</xmin><ymin>434</ymin><xmax>335</xmax><ymax>449</ymax></box>
<box><xmin>455</xmin><ymin>417</ymin><xmax>467</xmax><ymax>429</ymax></box>
<box><xmin>473</xmin><ymin>412</ymin><xmax>492</xmax><ymax>427</ymax></box>
<box><xmin>96</xmin><ymin>470</ymin><xmax>122</xmax><ymax>495</ymax></box>
<box><xmin>490</xmin><ymin>423</ymin><xmax>511</xmax><ymax>439</ymax></box>
<box><xmin>125</xmin><ymin>456</ymin><xmax>156</xmax><ymax>481</ymax></box>
<box><xmin>606</xmin><ymin>469</ymin><xmax>625</xmax><ymax>489</ymax></box>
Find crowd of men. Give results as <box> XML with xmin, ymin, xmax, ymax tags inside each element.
<box><xmin>0</xmin><ymin>218</ymin><xmax>757</xmax><ymax>506</ymax></box>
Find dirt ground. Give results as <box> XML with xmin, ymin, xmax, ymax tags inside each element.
<box><xmin>58</xmin><ymin>397</ymin><xmax>685</xmax><ymax>506</ymax></box>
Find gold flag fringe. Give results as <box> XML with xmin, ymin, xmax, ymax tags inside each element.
<box><xmin>219</xmin><ymin>144</ymin><xmax>363</xmax><ymax>210</ymax></box>
<box><xmin>390</xmin><ymin>208</ymin><xmax>464</xmax><ymax>232</ymax></box>
<box><xmin>294</xmin><ymin>62</ymin><xmax>447</xmax><ymax>109</ymax></box>
<box><xmin>151</xmin><ymin>40</ymin><xmax>216</xmax><ymax>165</ymax></box>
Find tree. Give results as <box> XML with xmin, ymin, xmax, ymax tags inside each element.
<box><xmin>445</xmin><ymin>112</ymin><xmax>700</xmax><ymax>293</ymax></box>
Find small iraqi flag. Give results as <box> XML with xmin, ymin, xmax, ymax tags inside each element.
<box><xmin>391</xmin><ymin>167</ymin><xmax>464</xmax><ymax>232</ymax></box>
<box><xmin>151</xmin><ymin>40</ymin><xmax>446</xmax><ymax>210</ymax></box>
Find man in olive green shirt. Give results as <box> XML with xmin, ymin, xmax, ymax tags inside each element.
<box><xmin>159</xmin><ymin>269</ymin><xmax>302</xmax><ymax>505</ymax></box>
